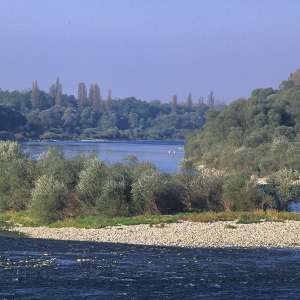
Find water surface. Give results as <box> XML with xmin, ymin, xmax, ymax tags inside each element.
<box><xmin>1</xmin><ymin>236</ymin><xmax>300</xmax><ymax>299</ymax></box>
<box><xmin>20</xmin><ymin>140</ymin><xmax>184</xmax><ymax>173</ymax></box>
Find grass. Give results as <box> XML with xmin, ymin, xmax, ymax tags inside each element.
<box><xmin>236</xmin><ymin>219</ymin><xmax>262</xmax><ymax>224</ymax></box>
<box><xmin>224</xmin><ymin>224</ymin><xmax>237</xmax><ymax>229</ymax></box>
<box><xmin>0</xmin><ymin>212</ymin><xmax>178</xmax><ymax>229</ymax></box>
<box><xmin>0</xmin><ymin>210</ymin><xmax>299</xmax><ymax>229</ymax></box>
<box><xmin>48</xmin><ymin>215</ymin><xmax>178</xmax><ymax>228</ymax></box>
<box><xmin>174</xmin><ymin>210</ymin><xmax>297</xmax><ymax>223</ymax></box>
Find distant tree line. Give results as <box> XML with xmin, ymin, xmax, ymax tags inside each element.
<box><xmin>0</xmin><ymin>78</ymin><xmax>225</xmax><ymax>141</ymax></box>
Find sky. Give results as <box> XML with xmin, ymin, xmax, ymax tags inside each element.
<box><xmin>1</xmin><ymin>0</ymin><xmax>300</xmax><ymax>104</ymax></box>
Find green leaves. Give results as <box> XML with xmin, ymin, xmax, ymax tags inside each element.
<box><xmin>266</xmin><ymin>169</ymin><xmax>300</xmax><ymax>211</ymax></box>
<box><xmin>30</xmin><ymin>174</ymin><xmax>68</xmax><ymax>224</ymax></box>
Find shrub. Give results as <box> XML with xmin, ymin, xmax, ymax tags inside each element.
<box><xmin>76</xmin><ymin>155</ymin><xmax>108</xmax><ymax>206</ymax></box>
<box><xmin>0</xmin><ymin>140</ymin><xmax>24</xmax><ymax>163</ymax></box>
<box><xmin>132</xmin><ymin>171</ymin><xmax>182</xmax><ymax>215</ymax></box>
<box><xmin>29</xmin><ymin>174</ymin><xmax>69</xmax><ymax>224</ymax></box>
<box><xmin>265</xmin><ymin>169</ymin><xmax>300</xmax><ymax>211</ymax></box>
<box><xmin>35</xmin><ymin>147</ymin><xmax>86</xmax><ymax>190</ymax></box>
<box><xmin>222</xmin><ymin>172</ymin><xmax>266</xmax><ymax>211</ymax></box>
<box><xmin>186</xmin><ymin>169</ymin><xmax>227</xmax><ymax>212</ymax></box>
<box><xmin>0</xmin><ymin>141</ymin><xmax>34</xmax><ymax>212</ymax></box>
<box><xmin>96</xmin><ymin>178</ymin><xmax>130</xmax><ymax>218</ymax></box>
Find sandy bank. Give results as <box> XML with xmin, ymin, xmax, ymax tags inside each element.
<box><xmin>9</xmin><ymin>220</ymin><xmax>300</xmax><ymax>249</ymax></box>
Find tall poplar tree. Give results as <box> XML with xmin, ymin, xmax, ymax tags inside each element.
<box><xmin>88</xmin><ymin>84</ymin><xmax>94</xmax><ymax>107</ymax></box>
<box><xmin>78</xmin><ymin>82</ymin><xmax>87</xmax><ymax>108</ymax></box>
<box><xmin>31</xmin><ymin>80</ymin><xmax>39</xmax><ymax>108</ymax></box>
<box><xmin>55</xmin><ymin>77</ymin><xmax>62</xmax><ymax>106</ymax></box>
<box><xmin>106</xmin><ymin>89</ymin><xmax>112</xmax><ymax>112</ymax></box>
<box><xmin>92</xmin><ymin>83</ymin><xmax>103</xmax><ymax>112</ymax></box>
<box><xmin>171</xmin><ymin>94</ymin><xmax>178</xmax><ymax>112</ymax></box>
<box><xmin>198</xmin><ymin>96</ymin><xmax>204</xmax><ymax>106</ymax></box>
<box><xmin>207</xmin><ymin>91</ymin><xmax>215</xmax><ymax>108</ymax></box>
<box><xmin>187</xmin><ymin>92</ymin><xmax>193</xmax><ymax>107</ymax></box>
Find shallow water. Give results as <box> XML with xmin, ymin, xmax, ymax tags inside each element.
<box><xmin>1</xmin><ymin>236</ymin><xmax>300</xmax><ymax>299</ymax></box>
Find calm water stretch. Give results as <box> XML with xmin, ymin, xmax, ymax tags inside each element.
<box><xmin>20</xmin><ymin>140</ymin><xmax>185</xmax><ymax>173</ymax></box>
<box><xmin>1</xmin><ymin>140</ymin><xmax>300</xmax><ymax>299</ymax></box>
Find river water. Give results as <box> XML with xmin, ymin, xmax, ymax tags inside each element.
<box><xmin>20</xmin><ymin>140</ymin><xmax>185</xmax><ymax>173</ymax></box>
<box><xmin>1</xmin><ymin>236</ymin><xmax>300</xmax><ymax>299</ymax></box>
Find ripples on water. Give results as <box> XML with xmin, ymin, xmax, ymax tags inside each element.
<box><xmin>1</xmin><ymin>236</ymin><xmax>300</xmax><ymax>299</ymax></box>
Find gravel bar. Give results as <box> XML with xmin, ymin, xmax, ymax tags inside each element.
<box><xmin>9</xmin><ymin>220</ymin><xmax>300</xmax><ymax>249</ymax></box>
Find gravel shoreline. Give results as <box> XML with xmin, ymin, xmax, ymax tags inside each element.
<box><xmin>9</xmin><ymin>220</ymin><xmax>300</xmax><ymax>249</ymax></box>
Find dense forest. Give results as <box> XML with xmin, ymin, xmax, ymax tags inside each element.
<box><xmin>185</xmin><ymin>69</ymin><xmax>300</xmax><ymax>177</ymax></box>
<box><xmin>0</xmin><ymin>78</ymin><xmax>221</xmax><ymax>141</ymax></box>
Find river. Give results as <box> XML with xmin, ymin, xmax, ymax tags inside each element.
<box><xmin>1</xmin><ymin>237</ymin><xmax>300</xmax><ymax>299</ymax></box>
<box><xmin>20</xmin><ymin>140</ymin><xmax>185</xmax><ymax>173</ymax></box>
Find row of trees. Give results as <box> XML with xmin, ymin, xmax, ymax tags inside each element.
<box><xmin>1</xmin><ymin>141</ymin><xmax>298</xmax><ymax>225</ymax></box>
<box><xmin>185</xmin><ymin>69</ymin><xmax>300</xmax><ymax>177</ymax></box>
<box><xmin>0</xmin><ymin>78</ymin><xmax>227</xmax><ymax>141</ymax></box>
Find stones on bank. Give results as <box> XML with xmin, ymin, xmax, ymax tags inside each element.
<box><xmin>10</xmin><ymin>220</ymin><xmax>300</xmax><ymax>249</ymax></box>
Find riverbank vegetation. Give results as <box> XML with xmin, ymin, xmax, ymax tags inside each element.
<box><xmin>185</xmin><ymin>69</ymin><xmax>300</xmax><ymax>177</ymax></box>
<box><xmin>1</xmin><ymin>210</ymin><xmax>300</xmax><ymax>229</ymax></box>
<box><xmin>1</xmin><ymin>140</ymin><xmax>300</xmax><ymax>227</ymax></box>
<box><xmin>0</xmin><ymin>79</ymin><xmax>213</xmax><ymax>141</ymax></box>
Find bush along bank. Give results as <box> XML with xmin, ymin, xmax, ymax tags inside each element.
<box><xmin>1</xmin><ymin>140</ymin><xmax>300</xmax><ymax>226</ymax></box>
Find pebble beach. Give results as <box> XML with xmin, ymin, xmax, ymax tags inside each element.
<box><xmin>9</xmin><ymin>220</ymin><xmax>300</xmax><ymax>249</ymax></box>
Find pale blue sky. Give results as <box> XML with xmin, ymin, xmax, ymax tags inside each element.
<box><xmin>1</xmin><ymin>0</ymin><xmax>299</xmax><ymax>104</ymax></box>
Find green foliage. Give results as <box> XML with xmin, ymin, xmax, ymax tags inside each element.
<box><xmin>184</xmin><ymin>74</ymin><xmax>300</xmax><ymax>176</ymax></box>
<box><xmin>36</xmin><ymin>147</ymin><xmax>85</xmax><ymax>190</ymax></box>
<box><xmin>177</xmin><ymin>169</ymin><xmax>227</xmax><ymax>212</ymax></box>
<box><xmin>0</xmin><ymin>86</ymin><xmax>210</xmax><ymax>141</ymax></box>
<box><xmin>29</xmin><ymin>174</ymin><xmax>69</xmax><ymax>224</ymax></box>
<box><xmin>265</xmin><ymin>169</ymin><xmax>300</xmax><ymax>211</ymax></box>
<box><xmin>96</xmin><ymin>178</ymin><xmax>130</xmax><ymax>218</ymax></box>
<box><xmin>76</xmin><ymin>155</ymin><xmax>108</xmax><ymax>206</ymax></box>
<box><xmin>0</xmin><ymin>141</ymin><xmax>35</xmax><ymax>212</ymax></box>
<box><xmin>132</xmin><ymin>171</ymin><xmax>182</xmax><ymax>215</ymax></box>
<box><xmin>222</xmin><ymin>172</ymin><xmax>266</xmax><ymax>211</ymax></box>
<box><xmin>0</xmin><ymin>105</ymin><xmax>27</xmax><ymax>132</ymax></box>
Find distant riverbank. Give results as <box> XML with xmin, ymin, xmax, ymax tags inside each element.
<box><xmin>10</xmin><ymin>220</ymin><xmax>300</xmax><ymax>249</ymax></box>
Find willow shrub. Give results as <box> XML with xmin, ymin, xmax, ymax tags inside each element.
<box><xmin>0</xmin><ymin>141</ymin><xmax>35</xmax><ymax>212</ymax></box>
<box><xmin>222</xmin><ymin>172</ymin><xmax>266</xmax><ymax>211</ymax></box>
<box><xmin>266</xmin><ymin>169</ymin><xmax>300</xmax><ymax>211</ymax></box>
<box><xmin>35</xmin><ymin>147</ymin><xmax>86</xmax><ymax>190</ymax></box>
<box><xmin>132</xmin><ymin>171</ymin><xmax>183</xmax><ymax>215</ymax></box>
<box><xmin>96</xmin><ymin>178</ymin><xmax>130</xmax><ymax>218</ymax></box>
<box><xmin>29</xmin><ymin>174</ymin><xmax>69</xmax><ymax>224</ymax></box>
<box><xmin>177</xmin><ymin>169</ymin><xmax>227</xmax><ymax>212</ymax></box>
<box><xmin>76</xmin><ymin>155</ymin><xmax>108</xmax><ymax>206</ymax></box>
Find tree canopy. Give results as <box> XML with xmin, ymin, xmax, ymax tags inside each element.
<box><xmin>0</xmin><ymin>80</ymin><xmax>210</xmax><ymax>141</ymax></box>
<box><xmin>185</xmin><ymin>69</ymin><xmax>300</xmax><ymax>176</ymax></box>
